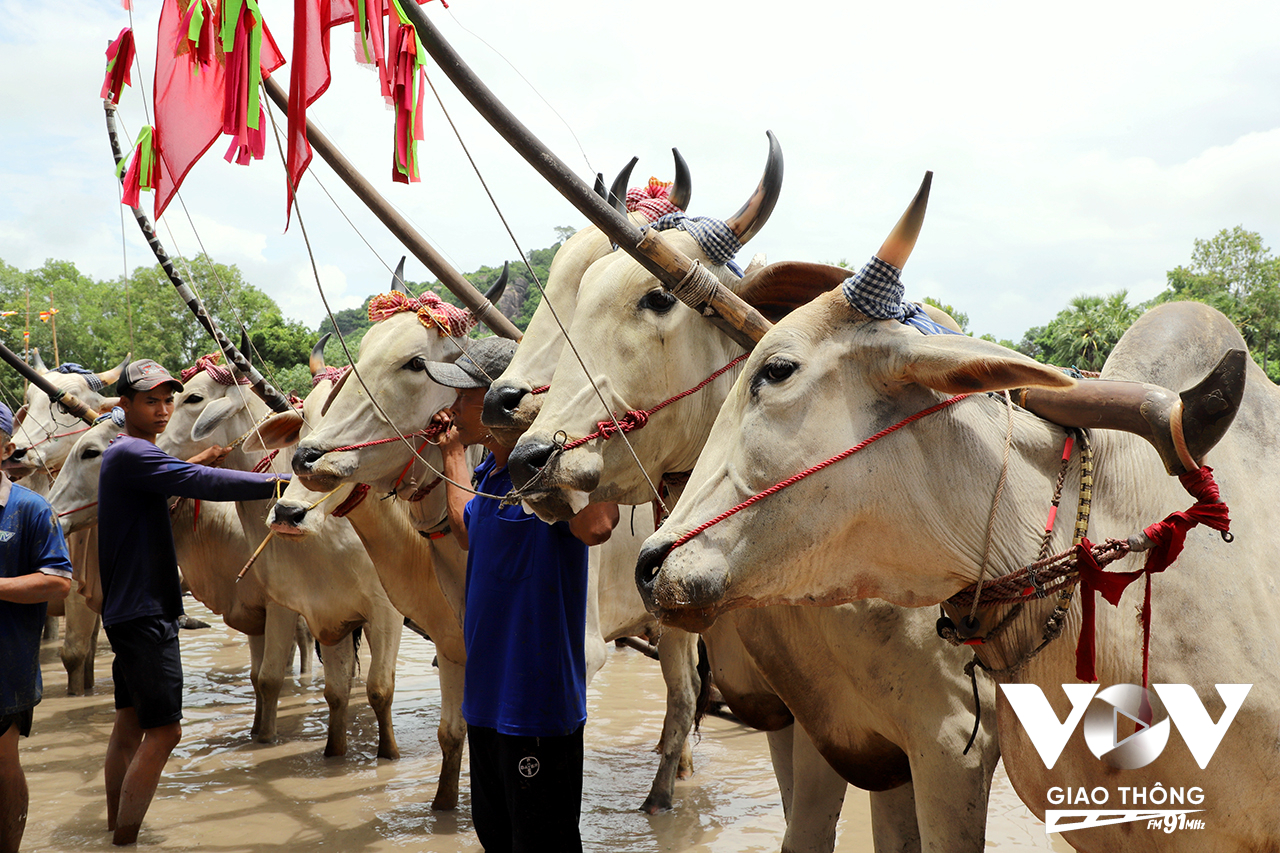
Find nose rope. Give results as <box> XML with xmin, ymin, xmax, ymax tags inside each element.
<box><xmin>666</xmin><ymin>394</ymin><xmax>971</xmax><ymax>552</ymax></box>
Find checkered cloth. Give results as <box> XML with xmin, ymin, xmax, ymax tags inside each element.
<box><xmin>55</xmin><ymin>363</ymin><xmax>105</xmax><ymax>393</ymax></box>
<box><xmin>367</xmin><ymin>290</ymin><xmax>476</xmax><ymax>338</ymax></box>
<box><xmin>648</xmin><ymin>213</ymin><xmax>742</xmax><ymax>268</ymax></box>
<box><xmin>94</xmin><ymin>406</ymin><xmax>126</xmax><ymax>427</ymax></box>
<box><xmin>842</xmin><ymin>255</ymin><xmax>961</xmax><ymax>336</ymax></box>
<box><xmin>180</xmin><ymin>352</ymin><xmax>248</xmax><ymax>386</ymax></box>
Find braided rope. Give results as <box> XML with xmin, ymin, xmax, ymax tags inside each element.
<box><xmin>668</xmin><ymin>394</ymin><xmax>972</xmax><ymax>551</ymax></box>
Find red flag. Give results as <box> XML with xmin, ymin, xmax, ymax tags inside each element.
<box><xmin>101</xmin><ymin>27</ymin><xmax>136</xmax><ymax>104</ymax></box>
<box><xmin>151</xmin><ymin>0</ymin><xmax>284</xmax><ymax>220</ymax></box>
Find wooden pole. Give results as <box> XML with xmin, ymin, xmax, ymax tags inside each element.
<box><xmin>261</xmin><ymin>77</ymin><xmax>521</xmax><ymax>342</ymax></box>
<box><xmin>0</xmin><ymin>338</ymin><xmax>96</xmax><ymax>425</ymax></box>
<box><xmin>48</xmin><ymin>291</ymin><xmax>59</xmax><ymax>366</ymax></box>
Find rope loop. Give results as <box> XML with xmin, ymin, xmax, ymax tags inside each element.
<box><xmin>670</xmin><ymin>261</ymin><xmax>721</xmax><ymax>311</ymax></box>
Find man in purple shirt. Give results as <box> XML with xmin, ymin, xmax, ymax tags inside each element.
<box><xmin>97</xmin><ymin>360</ymin><xmax>288</xmax><ymax>846</ymax></box>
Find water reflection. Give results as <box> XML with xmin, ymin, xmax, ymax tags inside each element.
<box><xmin>23</xmin><ymin>602</ymin><xmax>1069</xmax><ymax>851</ymax></box>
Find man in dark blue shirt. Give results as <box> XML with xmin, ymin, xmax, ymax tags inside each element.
<box><xmin>97</xmin><ymin>360</ymin><xmax>288</xmax><ymax>846</ymax></box>
<box><xmin>0</xmin><ymin>401</ymin><xmax>73</xmax><ymax>853</ymax></box>
<box><xmin>428</xmin><ymin>339</ymin><xmax>617</xmax><ymax>853</ymax></box>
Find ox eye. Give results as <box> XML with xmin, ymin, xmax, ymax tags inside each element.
<box><xmin>184</xmin><ymin>394</ymin><xmax>204</xmax><ymax>404</ymax></box>
<box><xmin>638</xmin><ymin>289</ymin><xmax>678</xmax><ymax>314</ymax></box>
<box><xmin>82</xmin><ymin>448</ymin><xmax>101</xmax><ymax>460</ymax></box>
<box><xmin>752</xmin><ymin>357</ymin><xmax>799</xmax><ymax>392</ymax></box>
<box><xmin>404</xmin><ymin>356</ymin><xmax>428</xmax><ymax>372</ymax></box>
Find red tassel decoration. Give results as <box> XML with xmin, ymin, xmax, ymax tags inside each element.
<box><xmin>101</xmin><ymin>28</ymin><xmax>136</xmax><ymax>104</ymax></box>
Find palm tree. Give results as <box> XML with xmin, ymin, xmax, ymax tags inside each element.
<box><xmin>1036</xmin><ymin>291</ymin><xmax>1140</xmax><ymax>372</ymax></box>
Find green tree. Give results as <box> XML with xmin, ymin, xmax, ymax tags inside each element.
<box><xmin>921</xmin><ymin>297</ymin><xmax>970</xmax><ymax>334</ymax></box>
<box><xmin>1035</xmin><ymin>291</ymin><xmax>1140</xmax><ymax>372</ymax></box>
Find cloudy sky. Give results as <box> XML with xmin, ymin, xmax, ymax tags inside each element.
<box><xmin>1</xmin><ymin>0</ymin><xmax>1277</xmax><ymax>344</ymax></box>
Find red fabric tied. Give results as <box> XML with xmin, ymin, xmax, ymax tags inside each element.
<box><xmin>1074</xmin><ymin>466</ymin><xmax>1230</xmax><ymax>684</ymax></box>
<box><xmin>312</xmin><ymin>365</ymin><xmax>350</xmax><ymax>388</ymax></box>
<box><xmin>102</xmin><ymin>28</ymin><xmax>136</xmax><ymax>104</ymax></box>
<box><xmin>389</xmin><ymin>14</ymin><xmax>424</xmax><ymax>184</ymax></box>
<box><xmin>626</xmin><ymin>178</ymin><xmax>682</xmax><ymax>222</ymax></box>
<box><xmin>180</xmin><ymin>352</ymin><xmax>249</xmax><ymax>386</ymax></box>
<box><xmin>366</xmin><ymin>290</ymin><xmax>475</xmax><ymax>338</ymax></box>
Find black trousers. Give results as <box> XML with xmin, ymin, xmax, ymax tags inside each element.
<box><xmin>467</xmin><ymin>723</ymin><xmax>584</xmax><ymax>853</ymax></box>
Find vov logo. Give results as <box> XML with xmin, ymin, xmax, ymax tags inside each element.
<box><xmin>1001</xmin><ymin>683</ymin><xmax>1251</xmax><ymax>769</ymax></box>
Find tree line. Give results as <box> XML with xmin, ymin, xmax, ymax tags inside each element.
<box><xmin>0</xmin><ymin>224</ymin><xmax>1275</xmax><ymax>411</ymax></box>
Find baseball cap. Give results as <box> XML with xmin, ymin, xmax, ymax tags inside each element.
<box><xmin>0</xmin><ymin>403</ymin><xmax>12</xmax><ymax>438</ymax></box>
<box><xmin>424</xmin><ymin>338</ymin><xmax>517</xmax><ymax>389</ymax></box>
<box><xmin>119</xmin><ymin>359</ymin><xmax>184</xmax><ymax>394</ymax></box>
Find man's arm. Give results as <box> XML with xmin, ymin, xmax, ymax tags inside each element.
<box><xmin>0</xmin><ymin>573</ymin><xmax>71</xmax><ymax>604</ymax></box>
<box><xmin>433</xmin><ymin>415</ymin><xmax>472</xmax><ymax>551</ymax></box>
<box><xmin>569</xmin><ymin>501</ymin><xmax>619</xmax><ymax>546</ymax></box>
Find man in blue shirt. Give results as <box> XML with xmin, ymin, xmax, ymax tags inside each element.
<box><xmin>0</xmin><ymin>401</ymin><xmax>73</xmax><ymax>853</ymax></box>
<box><xmin>97</xmin><ymin>360</ymin><xmax>288</xmax><ymax>846</ymax></box>
<box><xmin>428</xmin><ymin>338</ymin><xmax>617</xmax><ymax>853</ymax></box>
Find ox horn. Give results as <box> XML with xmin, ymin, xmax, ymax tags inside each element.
<box><xmin>877</xmin><ymin>171</ymin><xmax>932</xmax><ymax>270</ymax></box>
<box><xmin>239</xmin><ymin>330</ymin><xmax>253</xmax><ymax>367</ymax></box>
<box><xmin>724</xmin><ymin>130</ymin><xmax>784</xmax><ymax>245</ymax></box>
<box><xmin>97</xmin><ymin>354</ymin><xmax>129</xmax><ymax>387</ymax></box>
<box><xmin>608</xmin><ymin>157</ymin><xmax>638</xmax><ymax>216</ymax></box>
<box><xmin>669</xmin><ymin>148</ymin><xmax>691</xmax><ymax>211</ymax></box>
<box><xmin>309</xmin><ymin>332</ymin><xmax>333</xmax><ymax>377</ymax></box>
<box><xmin>31</xmin><ymin>348</ymin><xmax>47</xmax><ymax>374</ymax></box>
<box><xmin>478</xmin><ymin>262</ymin><xmax>510</xmax><ymax>312</ymax></box>
<box><xmin>592</xmin><ymin>172</ymin><xmax>607</xmax><ymax>201</ymax></box>
<box><xmin>390</xmin><ymin>256</ymin><xmax>408</xmax><ymax>294</ymax></box>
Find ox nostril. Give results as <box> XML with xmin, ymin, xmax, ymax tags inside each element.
<box><xmin>292</xmin><ymin>445</ymin><xmax>324</xmax><ymax>474</ymax></box>
<box><xmin>9</xmin><ymin>447</ymin><xmax>26</xmax><ymax>461</ymax></box>
<box><xmin>483</xmin><ymin>383</ymin><xmax>527</xmax><ymax>424</ymax></box>
<box><xmin>273</xmin><ymin>503</ymin><xmax>308</xmax><ymax>527</ymax></box>
<box><xmin>508</xmin><ymin>440</ymin><xmax>556</xmax><ymax>489</ymax></box>
<box><xmin>635</xmin><ymin>539</ymin><xmax>673</xmax><ymax>595</ymax></box>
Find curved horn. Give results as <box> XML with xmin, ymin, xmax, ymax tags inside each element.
<box><xmin>390</xmin><ymin>256</ymin><xmax>408</xmax><ymax>294</ymax></box>
<box><xmin>724</xmin><ymin>130</ymin><xmax>784</xmax><ymax>246</ymax></box>
<box><xmin>609</xmin><ymin>157</ymin><xmax>638</xmax><ymax>216</ymax></box>
<box><xmin>669</xmin><ymin>148</ymin><xmax>691</xmax><ymax>210</ymax></box>
<box><xmin>31</xmin><ymin>348</ymin><xmax>47</xmax><ymax>374</ymax></box>
<box><xmin>485</xmin><ymin>262</ymin><xmax>510</xmax><ymax>305</ymax></box>
<box><xmin>309</xmin><ymin>332</ymin><xmax>333</xmax><ymax>377</ymax></box>
<box><xmin>876</xmin><ymin>171</ymin><xmax>932</xmax><ymax>270</ymax></box>
<box><xmin>97</xmin><ymin>354</ymin><xmax>129</xmax><ymax>386</ymax></box>
<box><xmin>239</xmin><ymin>330</ymin><xmax>253</xmax><ymax>367</ymax></box>
<box><xmin>592</xmin><ymin>172</ymin><xmax>607</xmax><ymax>200</ymax></box>
<box><xmin>320</xmin><ymin>365</ymin><xmax>353</xmax><ymax>417</ymax></box>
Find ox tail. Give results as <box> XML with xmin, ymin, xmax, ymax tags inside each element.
<box><xmin>692</xmin><ymin>637</ymin><xmax>712</xmax><ymax>734</ymax></box>
<box><xmin>313</xmin><ymin>627</ymin><xmax>364</xmax><ymax>676</ymax></box>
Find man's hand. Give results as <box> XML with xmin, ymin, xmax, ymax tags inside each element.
<box><xmin>187</xmin><ymin>444</ymin><xmax>232</xmax><ymax>467</ymax></box>
<box><xmin>430</xmin><ymin>411</ymin><xmax>466</xmax><ymax>457</ymax></box>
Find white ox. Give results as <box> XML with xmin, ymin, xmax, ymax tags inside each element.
<box><xmin>259</xmin><ymin>360</ymin><xmax>473</xmax><ymax>810</ymax></box>
<box><xmin>284</xmin><ymin>288</ymin><xmax>712</xmax><ymax>813</ymax></box>
<box><xmin>636</xmin><ymin>277</ymin><xmax>1277</xmax><ymax>852</ymax></box>
<box><xmin>505</xmin><ymin>216</ymin><xmax>999</xmax><ymax>851</ymax></box>
<box><xmin>50</xmin><ymin>362</ymin><xmax>404</xmax><ymax>759</ymax></box>
<box><xmin>8</xmin><ymin>353</ymin><xmax>126</xmax><ymax>695</ymax></box>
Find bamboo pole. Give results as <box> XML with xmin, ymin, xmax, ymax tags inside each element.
<box><xmin>261</xmin><ymin>77</ymin><xmax>521</xmax><ymax>342</ymax></box>
<box><xmin>0</xmin><ymin>338</ymin><xmax>96</xmax><ymax>425</ymax></box>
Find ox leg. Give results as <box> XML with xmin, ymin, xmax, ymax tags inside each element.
<box><xmin>767</xmin><ymin>725</ymin><xmax>796</xmax><ymax>819</ymax></box>
<box><xmin>907</xmin><ymin>740</ymin><xmax>996</xmax><ymax>852</ymax></box>
<box><xmin>641</xmin><ymin>628</ymin><xmax>700</xmax><ymax>814</ymax></box>
<box><xmin>869</xmin><ymin>784</ymin><xmax>922</xmax><ymax>853</ymax></box>
<box><xmin>43</xmin><ymin>612</ymin><xmax>59</xmax><ymax>639</ymax></box>
<box><xmin>432</xmin><ymin>655</ymin><xmax>467</xmax><ymax>810</ymax></box>
<box><xmin>294</xmin><ymin>616</ymin><xmax>313</xmax><ymax>676</ymax></box>
<box><xmin>781</xmin><ymin>725</ymin><xmax>846</xmax><ymax>853</ymax></box>
<box><xmin>252</xmin><ymin>605</ymin><xmax>299</xmax><ymax>743</ymax></box>
<box><xmin>60</xmin><ymin>589</ymin><xmax>100</xmax><ymax>696</ymax></box>
<box><xmin>321</xmin><ymin>633</ymin><xmax>357</xmax><ymax>758</ymax></box>
<box><xmin>363</xmin><ymin>608</ymin><xmax>402</xmax><ymax>760</ymax></box>
<box><xmin>247</xmin><ymin>633</ymin><xmax>267</xmax><ymax>738</ymax></box>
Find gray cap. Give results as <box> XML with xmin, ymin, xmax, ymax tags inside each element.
<box><xmin>119</xmin><ymin>359</ymin><xmax>184</xmax><ymax>394</ymax></box>
<box><xmin>424</xmin><ymin>338</ymin><xmax>517</xmax><ymax>389</ymax></box>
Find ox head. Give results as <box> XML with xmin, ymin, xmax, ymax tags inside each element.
<box><xmin>158</xmin><ymin>350</ymin><xmax>270</xmax><ymax>466</ymax></box>
<box><xmin>632</xmin><ymin>176</ymin><xmax>1076</xmax><ymax>631</ymax></box>
<box><xmin>504</xmin><ymin>142</ymin><xmax>783</xmax><ymax>521</ymax></box>
<box><xmin>484</xmin><ymin>152</ymin><xmax>692</xmax><ymax>447</ymax></box>
<box><xmin>48</xmin><ymin>419</ymin><xmax>121</xmax><ymax>535</ymax></box>
<box><xmin>8</xmin><ymin>354</ymin><xmax>125</xmax><ymax>477</ymax></box>
<box><xmin>290</xmin><ymin>265</ymin><xmax>503</xmax><ymax>493</ymax></box>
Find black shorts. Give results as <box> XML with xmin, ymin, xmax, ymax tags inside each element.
<box><xmin>0</xmin><ymin>707</ymin><xmax>34</xmax><ymax>738</ymax></box>
<box><xmin>106</xmin><ymin>616</ymin><xmax>183</xmax><ymax>729</ymax></box>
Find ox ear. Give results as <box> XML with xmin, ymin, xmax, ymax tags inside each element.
<box><xmin>737</xmin><ymin>261</ymin><xmax>847</xmax><ymax>323</ymax></box>
<box><xmin>242</xmin><ymin>410</ymin><xmax>306</xmax><ymax>452</ymax></box>
<box><xmin>191</xmin><ymin>395</ymin><xmax>248</xmax><ymax>442</ymax></box>
<box><xmin>893</xmin><ymin>333</ymin><xmax>1075</xmax><ymax>395</ymax></box>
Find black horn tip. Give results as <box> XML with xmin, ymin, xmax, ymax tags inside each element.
<box><xmin>391</xmin><ymin>256</ymin><xmax>407</xmax><ymax>294</ymax></box>
<box><xmin>484</xmin><ymin>262</ymin><xmax>510</xmax><ymax>304</ymax></box>
<box><xmin>609</xmin><ymin>156</ymin><xmax>639</xmax><ymax>216</ymax></box>
<box><xmin>669</xmin><ymin>147</ymin><xmax>691</xmax><ymax>210</ymax></box>
<box><xmin>593</xmin><ymin>172</ymin><xmax>607</xmax><ymax>199</ymax></box>
<box><xmin>309</xmin><ymin>332</ymin><xmax>332</xmax><ymax>376</ymax></box>
<box><xmin>876</xmin><ymin>170</ymin><xmax>934</xmax><ymax>270</ymax></box>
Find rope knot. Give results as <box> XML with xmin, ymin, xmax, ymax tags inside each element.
<box><xmin>597</xmin><ymin>410</ymin><xmax>648</xmax><ymax>439</ymax></box>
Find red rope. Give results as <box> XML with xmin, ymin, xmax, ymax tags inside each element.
<box><xmin>332</xmin><ymin>483</ymin><xmax>371</xmax><ymax>518</ymax></box>
<box><xmin>561</xmin><ymin>354</ymin><xmax>749</xmax><ymax>452</ymax></box>
<box><xmin>529</xmin><ymin>385</ymin><xmax>550</xmax><ymax>395</ymax></box>
<box><xmin>329</xmin><ymin>420</ymin><xmax>446</xmax><ymax>454</ymax></box>
<box><xmin>668</xmin><ymin>395</ymin><xmax>971</xmax><ymax>551</ymax></box>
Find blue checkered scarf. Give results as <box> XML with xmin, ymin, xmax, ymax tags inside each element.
<box><xmin>648</xmin><ymin>213</ymin><xmax>744</xmax><ymax>275</ymax></box>
<box><xmin>841</xmin><ymin>256</ymin><xmax>961</xmax><ymax>336</ymax></box>
<box><xmin>55</xmin><ymin>363</ymin><xmax>106</xmax><ymax>393</ymax></box>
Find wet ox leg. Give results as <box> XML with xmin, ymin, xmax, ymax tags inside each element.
<box><xmin>363</xmin><ymin>605</ymin><xmax>402</xmax><ymax>760</ymax></box>
<box><xmin>782</xmin><ymin>725</ymin><xmax>847</xmax><ymax>853</ymax></box>
<box><xmin>642</xmin><ymin>628</ymin><xmax>700</xmax><ymax>813</ymax></box>
<box><xmin>321</xmin><ymin>632</ymin><xmax>357</xmax><ymax>757</ymax></box>
<box><xmin>869</xmin><ymin>783</ymin><xmax>922</xmax><ymax>853</ymax></box>
<box><xmin>250</xmin><ymin>604</ymin><xmax>301</xmax><ymax>742</ymax></box>
<box><xmin>432</xmin><ymin>655</ymin><xmax>467</xmax><ymax>809</ymax></box>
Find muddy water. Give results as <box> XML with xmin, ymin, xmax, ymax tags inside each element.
<box><xmin>21</xmin><ymin>602</ymin><xmax>1072</xmax><ymax>852</ymax></box>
